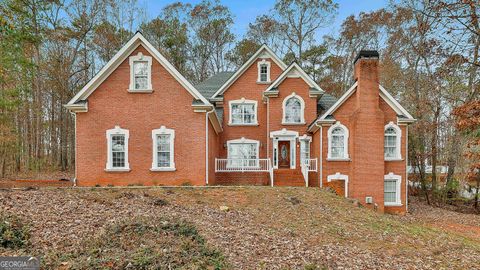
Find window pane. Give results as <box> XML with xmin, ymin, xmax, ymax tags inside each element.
<box><xmin>384</xmin><ymin>179</ymin><xmax>397</xmax><ymax>203</ymax></box>
<box><xmin>135</xmin><ymin>76</ymin><xmax>148</xmax><ymax>89</ymax></box>
<box><xmin>112</xmin><ymin>152</ymin><xmax>125</xmax><ymax>167</ymax></box>
<box><xmin>157</xmin><ymin>152</ymin><xmax>170</xmax><ymax>167</ymax></box>
<box><xmin>228</xmin><ymin>143</ymin><xmax>258</xmax><ymax>167</ymax></box>
<box><xmin>134</xmin><ymin>61</ymin><xmax>148</xmax><ymax>75</ymax></box>
<box><xmin>231</xmin><ymin>103</ymin><xmax>256</xmax><ymax>124</ymax></box>
<box><xmin>156</xmin><ymin>134</ymin><xmax>171</xmax><ymax>167</ymax></box>
<box><xmin>111</xmin><ymin>135</ymin><xmax>125</xmax><ymax>152</ymax></box>
<box><xmin>285</xmin><ymin>97</ymin><xmax>301</xmax><ymax>123</ymax></box>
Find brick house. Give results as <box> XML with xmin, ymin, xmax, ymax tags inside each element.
<box><xmin>66</xmin><ymin>33</ymin><xmax>415</xmax><ymax>214</ymax></box>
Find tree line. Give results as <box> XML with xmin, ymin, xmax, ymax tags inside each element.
<box><xmin>0</xmin><ymin>0</ymin><xmax>478</xmax><ymax>206</ymax></box>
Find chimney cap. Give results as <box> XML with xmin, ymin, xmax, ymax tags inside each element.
<box><xmin>354</xmin><ymin>50</ymin><xmax>379</xmax><ymax>64</ymax></box>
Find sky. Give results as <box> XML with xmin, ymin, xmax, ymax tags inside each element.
<box><xmin>142</xmin><ymin>0</ymin><xmax>388</xmax><ymax>39</ymax></box>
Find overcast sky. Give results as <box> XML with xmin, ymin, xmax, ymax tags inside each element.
<box><xmin>142</xmin><ymin>0</ymin><xmax>388</xmax><ymax>39</ymax></box>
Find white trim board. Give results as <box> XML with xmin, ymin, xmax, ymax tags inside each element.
<box><xmin>211</xmin><ymin>44</ymin><xmax>287</xmax><ymax>99</ymax></box>
<box><xmin>67</xmin><ymin>32</ymin><xmax>211</xmax><ymax>108</ymax></box>
<box><xmin>264</xmin><ymin>62</ymin><xmax>324</xmax><ymax>93</ymax></box>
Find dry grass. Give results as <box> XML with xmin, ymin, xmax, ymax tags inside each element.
<box><xmin>1</xmin><ymin>186</ymin><xmax>479</xmax><ymax>269</ymax></box>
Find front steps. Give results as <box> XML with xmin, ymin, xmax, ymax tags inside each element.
<box><xmin>273</xmin><ymin>169</ymin><xmax>306</xmax><ymax>187</ymax></box>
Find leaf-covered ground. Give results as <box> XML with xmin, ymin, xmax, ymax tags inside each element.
<box><xmin>1</xmin><ymin>187</ymin><xmax>479</xmax><ymax>269</ymax></box>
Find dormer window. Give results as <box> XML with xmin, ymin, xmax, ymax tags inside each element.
<box><xmin>129</xmin><ymin>52</ymin><xmax>152</xmax><ymax>92</ymax></box>
<box><xmin>257</xmin><ymin>60</ymin><xmax>271</xmax><ymax>83</ymax></box>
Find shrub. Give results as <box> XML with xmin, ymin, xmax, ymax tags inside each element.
<box><xmin>0</xmin><ymin>214</ymin><xmax>30</xmax><ymax>249</ymax></box>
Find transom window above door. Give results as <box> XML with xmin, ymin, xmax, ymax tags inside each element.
<box><xmin>229</xmin><ymin>98</ymin><xmax>258</xmax><ymax>125</ymax></box>
<box><xmin>129</xmin><ymin>52</ymin><xmax>153</xmax><ymax>92</ymax></box>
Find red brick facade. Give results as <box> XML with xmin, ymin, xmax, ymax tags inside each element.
<box><xmin>68</xmin><ymin>34</ymin><xmax>414</xmax><ymax>214</ymax></box>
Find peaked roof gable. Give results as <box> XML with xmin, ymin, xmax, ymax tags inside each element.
<box><xmin>314</xmin><ymin>82</ymin><xmax>415</xmax><ymax>124</ymax></box>
<box><xmin>66</xmin><ymin>32</ymin><xmax>211</xmax><ymax>109</ymax></box>
<box><xmin>211</xmin><ymin>44</ymin><xmax>287</xmax><ymax>99</ymax></box>
<box><xmin>264</xmin><ymin>62</ymin><xmax>324</xmax><ymax>93</ymax></box>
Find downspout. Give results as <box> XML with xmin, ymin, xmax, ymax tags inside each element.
<box><xmin>266</xmin><ymin>97</ymin><xmax>270</xmax><ymax>158</ymax></box>
<box><xmin>405</xmin><ymin>125</ymin><xmax>409</xmax><ymax>212</ymax></box>
<box><xmin>205</xmin><ymin>108</ymin><xmax>215</xmax><ymax>186</ymax></box>
<box><xmin>70</xmin><ymin>111</ymin><xmax>77</xmax><ymax>187</ymax></box>
<box><xmin>318</xmin><ymin>122</ymin><xmax>323</xmax><ymax>188</ymax></box>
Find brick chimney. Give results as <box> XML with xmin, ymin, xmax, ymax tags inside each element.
<box><xmin>354</xmin><ymin>50</ymin><xmax>380</xmax><ymax>111</ymax></box>
<box><xmin>349</xmin><ymin>50</ymin><xmax>386</xmax><ymax>212</ymax></box>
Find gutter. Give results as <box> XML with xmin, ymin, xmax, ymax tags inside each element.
<box><xmin>205</xmin><ymin>108</ymin><xmax>216</xmax><ymax>185</ymax></box>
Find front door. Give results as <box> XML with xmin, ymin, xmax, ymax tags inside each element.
<box><xmin>278</xmin><ymin>141</ymin><xmax>290</xmax><ymax>168</ymax></box>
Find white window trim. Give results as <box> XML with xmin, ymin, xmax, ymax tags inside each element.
<box><xmin>105</xmin><ymin>126</ymin><xmax>130</xmax><ymax>172</ymax></box>
<box><xmin>128</xmin><ymin>52</ymin><xmax>153</xmax><ymax>93</ymax></box>
<box><xmin>228</xmin><ymin>98</ymin><xmax>258</xmax><ymax>126</ymax></box>
<box><xmin>384</xmin><ymin>172</ymin><xmax>402</xmax><ymax>206</ymax></box>
<box><xmin>257</xmin><ymin>59</ymin><xmax>271</xmax><ymax>83</ymax></box>
<box><xmin>226</xmin><ymin>137</ymin><xmax>260</xmax><ymax>168</ymax></box>
<box><xmin>384</xmin><ymin>121</ymin><xmax>402</xmax><ymax>161</ymax></box>
<box><xmin>327</xmin><ymin>172</ymin><xmax>349</xmax><ymax>198</ymax></box>
<box><xmin>327</xmin><ymin>121</ymin><xmax>350</xmax><ymax>161</ymax></box>
<box><xmin>282</xmin><ymin>92</ymin><xmax>306</xmax><ymax>125</ymax></box>
<box><xmin>151</xmin><ymin>126</ymin><xmax>175</xmax><ymax>171</ymax></box>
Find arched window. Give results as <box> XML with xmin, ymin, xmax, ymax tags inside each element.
<box><xmin>282</xmin><ymin>93</ymin><xmax>305</xmax><ymax>124</ymax></box>
<box><xmin>327</xmin><ymin>122</ymin><xmax>349</xmax><ymax>160</ymax></box>
<box><xmin>384</xmin><ymin>122</ymin><xmax>402</xmax><ymax>160</ymax></box>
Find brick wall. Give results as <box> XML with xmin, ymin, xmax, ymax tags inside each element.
<box><xmin>75</xmin><ymin>45</ymin><xmax>207</xmax><ymax>186</ymax></box>
<box><xmin>215</xmin><ymin>58</ymin><xmax>283</xmax><ymax>184</ymax></box>
<box><xmin>319</xmin><ymin>57</ymin><xmax>407</xmax><ymax>214</ymax></box>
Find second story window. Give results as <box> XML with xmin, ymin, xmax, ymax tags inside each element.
<box><xmin>282</xmin><ymin>92</ymin><xmax>305</xmax><ymax>124</ymax></box>
<box><xmin>257</xmin><ymin>60</ymin><xmax>271</xmax><ymax>83</ymax></box>
<box><xmin>229</xmin><ymin>98</ymin><xmax>258</xmax><ymax>125</ymax></box>
<box><xmin>129</xmin><ymin>52</ymin><xmax>152</xmax><ymax>92</ymax></box>
<box><xmin>384</xmin><ymin>122</ymin><xmax>402</xmax><ymax>160</ymax></box>
<box><xmin>327</xmin><ymin>122</ymin><xmax>349</xmax><ymax>160</ymax></box>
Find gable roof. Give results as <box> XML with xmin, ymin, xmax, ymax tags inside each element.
<box><xmin>211</xmin><ymin>44</ymin><xmax>287</xmax><ymax>99</ymax></box>
<box><xmin>66</xmin><ymin>32</ymin><xmax>211</xmax><ymax>110</ymax></box>
<box><xmin>195</xmin><ymin>71</ymin><xmax>234</xmax><ymax>100</ymax></box>
<box><xmin>264</xmin><ymin>62</ymin><xmax>324</xmax><ymax>93</ymax></box>
<box><xmin>308</xmin><ymin>82</ymin><xmax>415</xmax><ymax>132</ymax></box>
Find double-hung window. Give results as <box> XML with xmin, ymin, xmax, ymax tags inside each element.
<box><xmin>384</xmin><ymin>173</ymin><xmax>402</xmax><ymax>206</ymax></box>
<box><xmin>327</xmin><ymin>122</ymin><xmax>349</xmax><ymax>160</ymax></box>
<box><xmin>384</xmin><ymin>122</ymin><xmax>402</xmax><ymax>160</ymax></box>
<box><xmin>106</xmin><ymin>126</ymin><xmax>130</xmax><ymax>171</ymax></box>
<box><xmin>227</xmin><ymin>138</ymin><xmax>259</xmax><ymax>168</ymax></box>
<box><xmin>229</xmin><ymin>99</ymin><xmax>258</xmax><ymax>125</ymax></box>
<box><xmin>257</xmin><ymin>60</ymin><xmax>271</xmax><ymax>83</ymax></box>
<box><xmin>151</xmin><ymin>126</ymin><xmax>175</xmax><ymax>171</ymax></box>
<box><xmin>129</xmin><ymin>52</ymin><xmax>152</xmax><ymax>92</ymax></box>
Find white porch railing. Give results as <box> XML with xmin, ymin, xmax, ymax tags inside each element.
<box><xmin>301</xmin><ymin>158</ymin><xmax>318</xmax><ymax>187</ymax></box>
<box><xmin>215</xmin><ymin>158</ymin><xmax>274</xmax><ymax>186</ymax></box>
